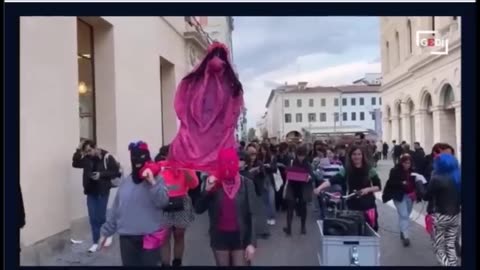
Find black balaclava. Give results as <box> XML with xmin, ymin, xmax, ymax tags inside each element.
<box><xmin>128</xmin><ymin>141</ymin><xmax>152</xmax><ymax>184</ymax></box>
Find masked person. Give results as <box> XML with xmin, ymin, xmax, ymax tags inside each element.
<box><xmin>194</xmin><ymin>148</ymin><xmax>258</xmax><ymax>266</ymax></box>
<box><xmin>98</xmin><ymin>141</ymin><xmax>169</xmax><ymax>266</ymax></box>
<box><xmin>139</xmin><ymin>146</ymin><xmax>200</xmax><ymax>267</ymax></box>
<box><xmin>72</xmin><ymin>140</ymin><xmax>121</xmax><ymax>252</ymax></box>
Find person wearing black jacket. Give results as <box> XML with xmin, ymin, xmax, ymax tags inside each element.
<box><xmin>245</xmin><ymin>144</ymin><xmax>270</xmax><ymax>239</ymax></box>
<box><xmin>412</xmin><ymin>142</ymin><xmax>426</xmax><ymax>173</ymax></box>
<box><xmin>72</xmin><ymin>140</ymin><xmax>121</xmax><ymax>252</ymax></box>
<box><xmin>283</xmin><ymin>146</ymin><xmax>319</xmax><ymax>236</ymax></box>
<box><xmin>392</xmin><ymin>140</ymin><xmax>403</xmax><ymax>165</ymax></box>
<box><xmin>382</xmin><ymin>154</ymin><xmax>420</xmax><ymax>247</ymax></box>
<box><xmin>258</xmin><ymin>143</ymin><xmax>278</xmax><ymax>226</ymax></box>
<box><xmin>382</xmin><ymin>142</ymin><xmax>389</xmax><ymax>160</ymax></box>
<box><xmin>19</xmin><ymin>183</ymin><xmax>26</xmax><ymax>254</ymax></box>
<box><xmin>423</xmin><ymin>153</ymin><xmax>461</xmax><ymax>267</ymax></box>
<box><xmin>275</xmin><ymin>143</ymin><xmax>293</xmax><ymax>212</ymax></box>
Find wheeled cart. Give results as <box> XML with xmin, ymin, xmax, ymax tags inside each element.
<box><xmin>317</xmin><ymin>220</ymin><xmax>381</xmax><ymax>266</ymax></box>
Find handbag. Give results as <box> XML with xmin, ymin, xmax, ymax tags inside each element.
<box><xmin>164</xmin><ymin>196</ymin><xmax>185</xmax><ymax>212</ymax></box>
<box><xmin>143</xmin><ymin>227</ymin><xmax>170</xmax><ymax>250</ymax></box>
<box><xmin>273</xmin><ymin>172</ymin><xmax>283</xmax><ymax>192</ymax></box>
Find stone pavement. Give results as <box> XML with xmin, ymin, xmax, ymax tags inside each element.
<box><xmin>40</xmin><ymin>159</ymin><xmax>441</xmax><ymax>266</ymax></box>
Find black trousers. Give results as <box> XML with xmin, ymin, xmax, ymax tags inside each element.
<box><xmin>119</xmin><ymin>235</ymin><xmax>161</xmax><ymax>266</ymax></box>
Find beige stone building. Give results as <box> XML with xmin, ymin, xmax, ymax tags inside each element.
<box><xmin>19</xmin><ymin>16</ymin><xmax>225</xmax><ymax>264</ymax></box>
<box><xmin>380</xmin><ymin>17</ymin><xmax>461</xmax><ymax>157</ymax></box>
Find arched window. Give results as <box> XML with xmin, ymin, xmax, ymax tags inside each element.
<box><xmin>385</xmin><ymin>41</ymin><xmax>390</xmax><ymax>73</ymax></box>
<box><xmin>407</xmin><ymin>20</ymin><xmax>413</xmax><ymax>54</ymax></box>
<box><xmin>395</xmin><ymin>31</ymin><xmax>400</xmax><ymax>66</ymax></box>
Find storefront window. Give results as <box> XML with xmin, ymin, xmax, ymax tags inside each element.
<box><xmin>77</xmin><ymin>19</ymin><xmax>96</xmax><ymax>141</ymax></box>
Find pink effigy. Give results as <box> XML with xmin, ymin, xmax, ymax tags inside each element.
<box><xmin>167</xmin><ymin>42</ymin><xmax>244</xmax><ymax>173</ymax></box>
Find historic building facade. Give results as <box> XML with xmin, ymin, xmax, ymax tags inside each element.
<box><xmin>380</xmin><ymin>17</ymin><xmax>461</xmax><ymax>157</ymax></box>
<box><xmin>19</xmin><ymin>16</ymin><xmax>220</xmax><ymax>264</ymax></box>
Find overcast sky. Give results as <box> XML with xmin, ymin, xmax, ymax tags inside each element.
<box><xmin>232</xmin><ymin>17</ymin><xmax>381</xmax><ymax>129</ymax></box>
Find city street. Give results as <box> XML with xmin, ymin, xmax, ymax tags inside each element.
<box><xmin>43</xmin><ymin>159</ymin><xmax>439</xmax><ymax>266</ymax></box>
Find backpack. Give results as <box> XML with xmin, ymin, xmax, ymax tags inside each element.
<box><xmin>103</xmin><ymin>153</ymin><xmax>123</xmax><ymax>188</ymax></box>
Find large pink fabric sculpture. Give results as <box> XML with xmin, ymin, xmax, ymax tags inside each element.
<box><xmin>168</xmin><ymin>42</ymin><xmax>244</xmax><ymax>173</ymax></box>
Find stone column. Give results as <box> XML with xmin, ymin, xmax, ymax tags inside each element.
<box><xmin>391</xmin><ymin>115</ymin><xmax>400</xmax><ymax>142</ymax></box>
<box><xmin>400</xmin><ymin>102</ymin><xmax>411</xmax><ymax>144</ymax></box>
<box><xmin>382</xmin><ymin>117</ymin><xmax>390</xmax><ymax>143</ymax></box>
<box><xmin>431</xmin><ymin>106</ymin><xmax>444</xmax><ymax>145</ymax></box>
<box><xmin>454</xmin><ymin>102</ymin><xmax>461</xmax><ymax>161</ymax></box>
<box><xmin>412</xmin><ymin>110</ymin><xmax>424</xmax><ymax>149</ymax></box>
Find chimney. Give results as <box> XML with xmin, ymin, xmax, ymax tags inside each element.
<box><xmin>298</xmin><ymin>82</ymin><xmax>308</xmax><ymax>90</ymax></box>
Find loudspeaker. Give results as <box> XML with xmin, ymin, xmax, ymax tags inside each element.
<box><xmin>336</xmin><ymin>210</ymin><xmax>366</xmax><ymax>236</ymax></box>
<box><xmin>323</xmin><ymin>218</ymin><xmax>358</xmax><ymax>236</ymax></box>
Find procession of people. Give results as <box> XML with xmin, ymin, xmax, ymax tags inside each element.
<box><xmin>64</xmin><ymin>42</ymin><xmax>461</xmax><ymax>267</ymax></box>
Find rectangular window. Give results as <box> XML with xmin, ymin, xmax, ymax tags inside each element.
<box><xmin>379</xmin><ymin>97</ymin><xmax>382</xmax><ymax>105</ymax></box>
<box><xmin>360</xmin><ymin>112</ymin><xmax>365</xmax><ymax>120</ymax></box>
<box><xmin>351</xmin><ymin>98</ymin><xmax>356</xmax><ymax>106</ymax></box>
<box><xmin>284</xmin><ymin>99</ymin><xmax>290</xmax><ymax>107</ymax></box>
<box><xmin>334</xmin><ymin>112</ymin><xmax>339</xmax><ymax>122</ymax></box>
<box><xmin>359</xmin><ymin>98</ymin><xmax>364</xmax><ymax>106</ymax></box>
<box><xmin>321</xmin><ymin>98</ymin><xmax>326</xmax><ymax>107</ymax></box>
<box><xmin>285</xmin><ymin>113</ymin><xmax>292</xmax><ymax>123</ymax></box>
<box><xmin>334</xmin><ymin>98</ymin><xmax>339</xmax><ymax>106</ymax></box>
<box><xmin>296</xmin><ymin>113</ymin><xmax>303</xmax><ymax>123</ymax></box>
<box><xmin>77</xmin><ymin>19</ymin><xmax>96</xmax><ymax>141</ymax></box>
<box><xmin>351</xmin><ymin>112</ymin><xmax>356</xmax><ymax>121</ymax></box>
<box><xmin>372</xmin><ymin>112</ymin><xmax>376</xmax><ymax>120</ymax></box>
<box><xmin>297</xmin><ymin>99</ymin><xmax>302</xmax><ymax>107</ymax></box>
<box><xmin>309</xmin><ymin>99</ymin><xmax>314</xmax><ymax>107</ymax></box>
<box><xmin>371</xmin><ymin>97</ymin><xmax>376</xmax><ymax>105</ymax></box>
<box><xmin>320</xmin><ymin>113</ymin><xmax>327</xmax><ymax>122</ymax></box>
<box><xmin>308</xmin><ymin>113</ymin><xmax>316</xmax><ymax>122</ymax></box>
<box><xmin>342</xmin><ymin>98</ymin><xmax>347</xmax><ymax>106</ymax></box>
<box><xmin>342</xmin><ymin>112</ymin><xmax>348</xmax><ymax>121</ymax></box>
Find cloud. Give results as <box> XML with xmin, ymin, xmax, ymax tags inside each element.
<box><xmin>231</xmin><ymin>17</ymin><xmax>381</xmax><ymax>128</ymax></box>
<box><xmin>233</xmin><ymin>16</ymin><xmax>379</xmax><ymax>76</ymax></box>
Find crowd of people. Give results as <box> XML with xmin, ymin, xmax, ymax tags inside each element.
<box><xmin>67</xmin><ymin>132</ymin><xmax>461</xmax><ymax>267</ymax></box>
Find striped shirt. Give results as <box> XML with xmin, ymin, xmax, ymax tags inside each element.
<box><xmin>320</xmin><ymin>161</ymin><xmax>344</xmax><ymax>182</ymax></box>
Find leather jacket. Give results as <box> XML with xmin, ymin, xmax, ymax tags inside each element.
<box><xmin>424</xmin><ymin>174</ymin><xmax>461</xmax><ymax>215</ymax></box>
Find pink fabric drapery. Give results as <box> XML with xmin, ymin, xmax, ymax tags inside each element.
<box><xmin>167</xmin><ymin>42</ymin><xmax>244</xmax><ymax>173</ymax></box>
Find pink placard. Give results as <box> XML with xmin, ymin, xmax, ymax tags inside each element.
<box><xmin>286</xmin><ymin>171</ymin><xmax>309</xmax><ymax>182</ymax></box>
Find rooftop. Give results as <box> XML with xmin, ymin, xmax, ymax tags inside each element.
<box><xmin>265</xmin><ymin>84</ymin><xmax>381</xmax><ymax>108</ymax></box>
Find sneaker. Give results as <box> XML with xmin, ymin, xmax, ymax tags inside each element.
<box><xmin>267</xmin><ymin>219</ymin><xmax>276</xmax><ymax>225</ymax></box>
<box><xmin>104</xmin><ymin>237</ymin><xmax>113</xmax><ymax>247</ymax></box>
<box><xmin>88</xmin><ymin>244</ymin><xmax>98</xmax><ymax>253</ymax></box>
<box><xmin>402</xmin><ymin>238</ymin><xmax>411</xmax><ymax>247</ymax></box>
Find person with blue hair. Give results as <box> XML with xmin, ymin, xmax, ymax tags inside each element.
<box><xmin>423</xmin><ymin>153</ymin><xmax>461</xmax><ymax>266</ymax></box>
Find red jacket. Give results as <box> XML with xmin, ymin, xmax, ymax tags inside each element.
<box><xmin>141</xmin><ymin>161</ymin><xmax>199</xmax><ymax>197</ymax></box>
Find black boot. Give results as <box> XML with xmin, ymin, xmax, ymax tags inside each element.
<box><xmin>301</xmin><ymin>226</ymin><xmax>307</xmax><ymax>235</ymax></box>
<box><xmin>283</xmin><ymin>227</ymin><xmax>292</xmax><ymax>236</ymax></box>
<box><xmin>172</xmin><ymin>259</ymin><xmax>182</xmax><ymax>267</ymax></box>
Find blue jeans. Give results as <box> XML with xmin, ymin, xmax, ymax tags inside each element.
<box><xmin>261</xmin><ymin>184</ymin><xmax>276</xmax><ymax>220</ymax></box>
<box><xmin>87</xmin><ymin>193</ymin><xmax>110</xmax><ymax>243</ymax></box>
<box><xmin>393</xmin><ymin>194</ymin><xmax>414</xmax><ymax>238</ymax></box>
